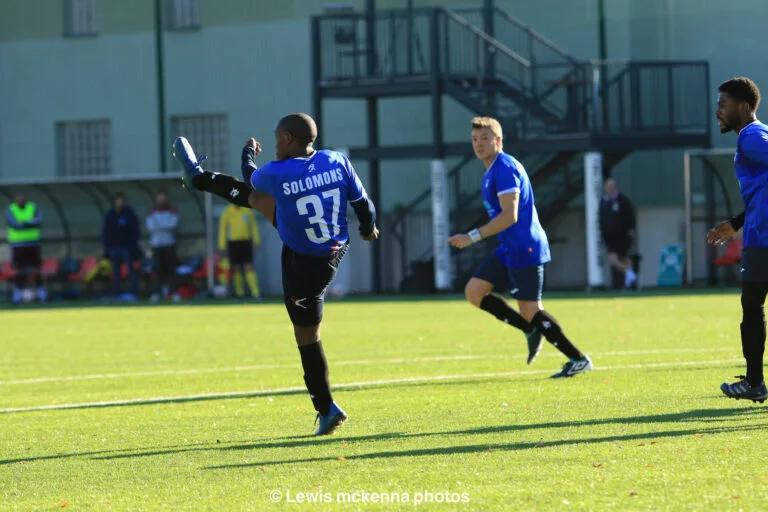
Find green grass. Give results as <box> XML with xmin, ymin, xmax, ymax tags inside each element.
<box><xmin>2</xmin><ymin>293</ymin><xmax>767</xmax><ymax>511</ymax></box>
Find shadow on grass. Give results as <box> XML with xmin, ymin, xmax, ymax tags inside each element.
<box><xmin>0</xmin><ymin>388</ymin><xmax>309</xmax><ymax>414</ymax></box>
<box><xmin>205</xmin><ymin>420</ymin><xmax>768</xmax><ymax>470</ymax></box>
<box><xmin>0</xmin><ymin>440</ymin><xmax>228</xmax><ymax>466</ymax></box>
<box><xmin>14</xmin><ymin>405</ymin><xmax>758</xmax><ymax>467</ymax></box>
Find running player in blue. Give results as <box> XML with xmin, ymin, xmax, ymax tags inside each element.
<box><xmin>448</xmin><ymin>117</ymin><xmax>592</xmax><ymax>378</ymax></box>
<box><xmin>173</xmin><ymin>113</ymin><xmax>379</xmax><ymax>434</ymax></box>
<box><xmin>707</xmin><ymin>77</ymin><xmax>768</xmax><ymax>403</ymax></box>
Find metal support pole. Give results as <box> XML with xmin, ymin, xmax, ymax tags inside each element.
<box><xmin>683</xmin><ymin>151</ymin><xmax>693</xmax><ymax>286</ymax></box>
<box><xmin>364</xmin><ymin>0</ymin><xmax>381</xmax><ymax>292</ymax></box>
<box><xmin>154</xmin><ymin>0</ymin><xmax>167</xmax><ymax>173</ymax></box>
<box><xmin>204</xmin><ymin>193</ymin><xmax>214</xmax><ymax>293</ymax></box>
<box><xmin>482</xmin><ymin>0</ymin><xmax>495</xmax><ymax>112</ymax></box>
<box><xmin>406</xmin><ymin>0</ymin><xmax>414</xmax><ymax>74</ymax></box>
<box><xmin>598</xmin><ymin>0</ymin><xmax>608</xmax><ymax>130</ymax></box>
<box><xmin>367</xmin><ymin>98</ymin><xmax>381</xmax><ymax>293</ymax></box>
<box><xmin>430</xmin><ymin>10</ymin><xmax>444</xmax><ymax>159</ymax></box>
<box><xmin>311</xmin><ymin>16</ymin><xmax>323</xmax><ymax>149</ymax></box>
<box><xmin>365</xmin><ymin>0</ymin><xmax>376</xmax><ymax>77</ymax></box>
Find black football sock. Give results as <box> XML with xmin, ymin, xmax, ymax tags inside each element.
<box><xmin>479</xmin><ymin>293</ymin><xmax>533</xmax><ymax>333</ymax></box>
<box><xmin>741</xmin><ymin>321</ymin><xmax>765</xmax><ymax>387</ymax></box>
<box><xmin>33</xmin><ymin>273</ymin><xmax>42</xmax><ymax>287</ymax></box>
<box><xmin>741</xmin><ymin>283</ymin><xmax>768</xmax><ymax>387</ymax></box>
<box><xmin>14</xmin><ymin>274</ymin><xmax>25</xmax><ymax>289</ymax></box>
<box><xmin>298</xmin><ymin>341</ymin><xmax>333</xmax><ymax>416</ymax></box>
<box><xmin>532</xmin><ymin>310</ymin><xmax>584</xmax><ymax>360</ymax></box>
<box><xmin>191</xmin><ymin>170</ymin><xmax>252</xmax><ymax>208</ymax></box>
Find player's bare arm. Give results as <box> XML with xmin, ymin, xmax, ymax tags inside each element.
<box><xmin>447</xmin><ymin>192</ymin><xmax>519</xmax><ymax>249</ymax></box>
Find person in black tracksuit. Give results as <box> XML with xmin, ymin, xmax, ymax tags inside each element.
<box><xmin>102</xmin><ymin>193</ymin><xmax>141</xmax><ymax>299</ymax></box>
<box><xmin>599</xmin><ymin>179</ymin><xmax>637</xmax><ymax>289</ymax></box>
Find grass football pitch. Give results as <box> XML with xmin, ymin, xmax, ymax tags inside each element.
<box><xmin>2</xmin><ymin>292</ymin><xmax>768</xmax><ymax>511</ymax></box>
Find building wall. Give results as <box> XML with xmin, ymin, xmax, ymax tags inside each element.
<box><xmin>3</xmin><ymin>0</ymin><xmax>758</xmax><ymax>202</ymax></box>
<box><xmin>1</xmin><ymin>0</ymin><xmax>765</xmax><ymax>291</ymax></box>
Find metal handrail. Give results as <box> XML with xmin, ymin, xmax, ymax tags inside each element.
<box><xmin>440</xmin><ymin>8</ymin><xmax>531</xmax><ymax>68</ymax></box>
<box><xmin>450</xmin><ymin>5</ymin><xmax>576</xmax><ymax>63</ymax></box>
<box><xmin>491</xmin><ymin>7</ymin><xmax>576</xmax><ymax>63</ymax></box>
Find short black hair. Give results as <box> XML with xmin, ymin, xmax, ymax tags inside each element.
<box><xmin>114</xmin><ymin>192</ymin><xmax>125</xmax><ymax>201</ymax></box>
<box><xmin>719</xmin><ymin>77</ymin><xmax>761</xmax><ymax>111</ymax></box>
<box><xmin>277</xmin><ymin>113</ymin><xmax>317</xmax><ymax>146</ymax></box>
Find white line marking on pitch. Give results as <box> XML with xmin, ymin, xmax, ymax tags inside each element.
<box><xmin>0</xmin><ymin>347</ymin><xmax>737</xmax><ymax>386</ymax></box>
<box><xmin>0</xmin><ymin>358</ymin><xmax>743</xmax><ymax>414</ymax></box>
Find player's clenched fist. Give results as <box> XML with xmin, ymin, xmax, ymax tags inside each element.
<box><xmin>244</xmin><ymin>138</ymin><xmax>261</xmax><ymax>155</ymax></box>
<box><xmin>362</xmin><ymin>226</ymin><xmax>379</xmax><ymax>242</ymax></box>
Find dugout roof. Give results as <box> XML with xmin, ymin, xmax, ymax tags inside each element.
<box><xmin>0</xmin><ymin>174</ymin><xmax>207</xmax><ymax>259</ymax></box>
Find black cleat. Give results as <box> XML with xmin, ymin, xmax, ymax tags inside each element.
<box><xmin>721</xmin><ymin>376</ymin><xmax>768</xmax><ymax>403</ymax></box>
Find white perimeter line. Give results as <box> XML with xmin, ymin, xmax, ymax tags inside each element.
<box><xmin>0</xmin><ymin>358</ymin><xmax>743</xmax><ymax>414</ymax></box>
<box><xmin>0</xmin><ymin>347</ymin><xmax>737</xmax><ymax>386</ymax></box>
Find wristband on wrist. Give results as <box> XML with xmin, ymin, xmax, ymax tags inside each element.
<box><xmin>729</xmin><ymin>211</ymin><xmax>746</xmax><ymax>231</ymax></box>
<box><xmin>468</xmin><ymin>229</ymin><xmax>482</xmax><ymax>244</ymax></box>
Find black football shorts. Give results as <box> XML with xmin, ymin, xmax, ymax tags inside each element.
<box><xmin>281</xmin><ymin>242</ymin><xmax>349</xmax><ymax>326</ymax></box>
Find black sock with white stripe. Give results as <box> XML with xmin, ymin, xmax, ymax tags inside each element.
<box><xmin>298</xmin><ymin>341</ymin><xmax>333</xmax><ymax>416</ymax></box>
<box><xmin>191</xmin><ymin>171</ymin><xmax>252</xmax><ymax>208</ymax></box>
<box><xmin>479</xmin><ymin>293</ymin><xmax>533</xmax><ymax>333</ymax></box>
<box><xmin>532</xmin><ymin>310</ymin><xmax>584</xmax><ymax>360</ymax></box>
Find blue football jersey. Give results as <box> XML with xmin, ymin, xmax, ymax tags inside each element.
<box><xmin>250</xmin><ymin>150</ymin><xmax>367</xmax><ymax>256</ymax></box>
<box><xmin>481</xmin><ymin>152</ymin><xmax>551</xmax><ymax>268</ymax></box>
<box><xmin>735</xmin><ymin>121</ymin><xmax>768</xmax><ymax>247</ymax></box>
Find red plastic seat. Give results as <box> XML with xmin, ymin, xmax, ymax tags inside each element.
<box><xmin>713</xmin><ymin>238</ymin><xmax>743</xmax><ymax>266</ymax></box>
<box><xmin>69</xmin><ymin>256</ymin><xmax>100</xmax><ymax>282</ymax></box>
<box><xmin>40</xmin><ymin>257</ymin><xmax>60</xmax><ymax>278</ymax></box>
<box><xmin>192</xmin><ymin>254</ymin><xmax>221</xmax><ymax>279</ymax></box>
<box><xmin>0</xmin><ymin>261</ymin><xmax>18</xmax><ymax>282</ymax></box>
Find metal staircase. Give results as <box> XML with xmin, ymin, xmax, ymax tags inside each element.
<box><xmin>312</xmin><ymin>5</ymin><xmax>711</xmax><ymax>291</ymax></box>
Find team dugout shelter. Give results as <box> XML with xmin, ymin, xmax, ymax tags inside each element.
<box><xmin>0</xmin><ymin>174</ymin><xmax>221</xmax><ymax>296</ymax></box>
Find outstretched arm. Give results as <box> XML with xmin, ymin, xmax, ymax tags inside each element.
<box><xmin>186</xmin><ymin>138</ymin><xmax>276</xmax><ymax>226</ymax></box>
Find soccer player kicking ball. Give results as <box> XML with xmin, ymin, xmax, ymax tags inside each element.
<box><xmin>173</xmin><ymin>113</ymin><xmax>379</xmax><ymax>434</ymax></box>
<box><xmin>708</xmin><ymin>77</ymin><xmax>768</xmax><ymax>403</ymax></box>
<box><xmin>447</xmin><ymin>117</ymin><xmax>592</xmax><ymax>378</ymax></box>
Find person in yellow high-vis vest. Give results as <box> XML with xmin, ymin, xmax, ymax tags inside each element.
<box><xmin>7</xmin><ymin>192</ymin><xmax>45</xmax><ymax>304</ymax></box>
<box><xmin>218</xmin><ymin>204</ymin><xmax>261</xmax><ymax>300</ymax></box>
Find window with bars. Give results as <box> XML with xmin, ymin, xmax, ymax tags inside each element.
<box><xmin>167</xmin><ymin>0</ymin><xmax>201</xmax><ymax>30</ymax></box>
<box><xmin>64</xmin><ymin>0</ymin><xmax>96</xmax><ymax>37</ymax></box>
<box><xmin>56</xmin><ymin>120</ymin><xmax>112</xmax><ymax>177</ymax></box>
<box><xmin>170</xmin><ymin>115</ymin><xmax>228</xmax><ymax>172</ymax></box>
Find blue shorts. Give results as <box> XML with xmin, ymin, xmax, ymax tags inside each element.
<box><xmin>473</xmin><ymin>252</ymin><xmax>544</xmax><ymax>301</ymax></box>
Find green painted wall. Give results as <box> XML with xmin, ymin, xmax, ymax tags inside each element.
<box><xmin>1</xmin><ymin>0</ymin><xmax>767</xmax><ymax>211</ymax></box>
